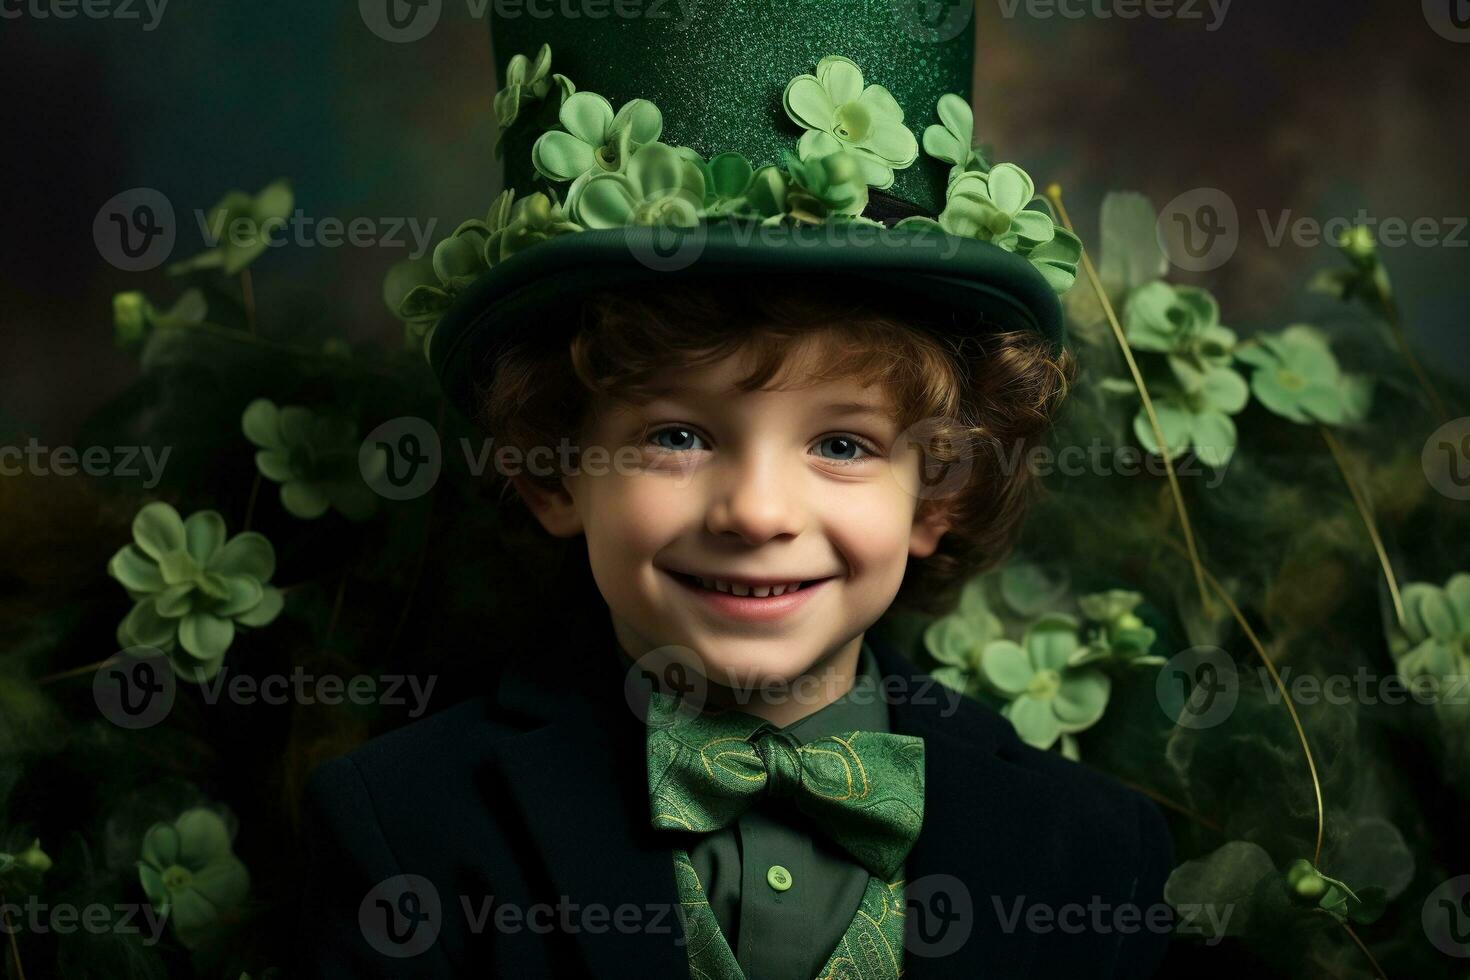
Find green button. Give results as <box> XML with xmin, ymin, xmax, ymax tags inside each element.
<box><xmin>766</xmin><ymin>865</ymin><xmax>792</xmax><ymax>892</ymax></box>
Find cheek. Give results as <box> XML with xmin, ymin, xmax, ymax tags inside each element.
<box><xmin>579</xmin><ymin>472</ymin><xmax>694</xmax><ymax>562</ymax></box>
<box><xmin>821</xmin><ymin>481</ymin><xmax>920</xmax><ymax>578</ymax></box>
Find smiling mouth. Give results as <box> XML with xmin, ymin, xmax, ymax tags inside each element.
<box><xmin>665</xmin><ymin>570</ymin><xmax>833</xmax><ymax>598</ymax></box>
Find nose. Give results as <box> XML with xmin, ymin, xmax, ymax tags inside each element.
<box><xmin>703</xmin><ymin>451</ymin><xmax>806</xmax><ymax>545</ymax></box>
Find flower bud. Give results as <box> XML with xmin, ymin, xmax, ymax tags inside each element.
<box><xmin>17</xmin><ymin>840</ymin><xmax>51</xmax><ymax>875</ymax></box>
<box><xmin>1337</xmin><ymin>225</ymin><xmax>1376</xmax><ymax>263</ymax></box>
<box><xmin>113</xmin><ymin>291</ymin><xmax>151</xmax><ymax>347</ymax></box>
<box><xmin>1286</xmin><ymin>859</ymin><xmax>1326</xmax><ymax>901</ymax></box>
<box><xmin>521</xmin><ymin>192</ymin><xmax>552</xmax><ymax>226</ymax></box>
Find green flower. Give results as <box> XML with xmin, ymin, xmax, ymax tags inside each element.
<box><xmin>900</xmin><ymin>165</ymin><xmax>1055</xmax><ymax>249</ymax></box>
<box><xmin>782</xmin><ymin>150</ymin><xmax>869</xmax><ymax>221</ymax></box>
<box><xmin>1124</xmin><ymin>281</ymin><xmax>1236</xmax><ymax>367</ymax></box>
<box><xmin>493</xmin><ymin>43</ymin><xmax>575</xmax><ymax>155</ymax></box>
<box><xmin>921</xmin><ymin>93</ymin><xmax>990</xmax><ymax>187</ymax></box>
<box><xmin>0</xmin><ymin>839</ymin><xmax>52</xmax><ymax>891</ymax></box>
<box><xmin>532</xmin><ymin>91</ymin><xmax>663</xmax><ymax>216</ymax></box>
<box><xmin>108</xmin><ymin>502</ymin><xmax>283</xmax><ymax>682</ymax></box>
<box><xmin>1130</xmin><ymin>365</ymin><xmax>1248</xmax><ymax>469</ymax></box>
<box><xmin>169</xmin><ymin>179</ymin><xmax>294</xmax><ymax>276</ymax></box>
<box><xmin>576</xmin><ymin>142</ymin><xmax>706</xmax><ymax>229</ymax></box>
<box><xmin>681</xmin><ymin>151</ymin><xmax>755</xmax><ymax>219</ymax></box>
<box><xmin>979</xmin><ymin>615</ymin><xmax>1111</xmax><ymax>751</ymax></box>
<box><xmin>783</xmin><ymin>55</ymin><xmax>918</xmax><ymax>189</ymax></box>
<box><xmin>1235</xmin><ymin>324</ymin><xmax>1373</xmax><ymax>426</ymax></box>
<box><xmin>112</xmin><ymin>289</ymin><xmax>207</xmax><ymax>349</ymax></box>
<box><xmin>1026</xmin><ymin>227</ymin><xmax>1084</xmax><ymax>295</ymax></box>
<box><xmin>897</xmin><ymin>164</ymin><xmax>1078</xmax><ymax>294</ymax></box>
<box><xmin>137</xmin><ymin>808</ymin><xmax>249</xmax><ymax>950</ymax></box>
<box><xmin>941</xmin><ymin>166</ymin><xmax>1055</xmax><ymax>248</ymax></box>
<box><xmin>923</xmin><ymin>576</ymin><xmax>1006</xmax><ymax>695</ymax></box>
<box><xmin>1115</xmin><ymin>281</ymin><xmax>1249</xmax><ymax>466</ymax></box>
<box><xmin>1071</xmin><ymin>590</ymin><xmax>1163</xmax><ymax>667</ymax></box>
<box><xmin>1396</xmin><ymin>574</ymin><xmax>1470</xmax><ymax>686</ymax></box>
<box><xmin>242</xmin><ymin>399</ymin><xmax>381</xmax><ymax>521</ymax></box>
<box><xmin>386</xmin><ymin>190</ymin><xmax>582</xmax><ymax>355</ymax></box>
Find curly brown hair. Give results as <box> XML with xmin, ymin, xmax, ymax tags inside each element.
<box><xmin>477</xmin><ymin>280</ymin><xmax>1074</xmax><ymax>615</ymax></box>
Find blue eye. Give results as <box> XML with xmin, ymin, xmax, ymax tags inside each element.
<box><xmin>815</xmin><ymin>436</ymin><xmax>872</xmax><ymax>462</ymax></box>
<box><xmin>648</xmin><ymin>426</ymin><xmax>706</xmax><ymax>452</ymax></box>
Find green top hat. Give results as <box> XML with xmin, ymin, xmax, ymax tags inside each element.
<box><xmin>402</xmin><ymin>0</ymin><xmax>1083</xmax><ymax>422</ymax></box>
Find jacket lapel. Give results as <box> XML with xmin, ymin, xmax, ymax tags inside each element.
<box><xmin>489</xmin><ymin>630</ymin><xmax>691</xmax><ymax>977</ymax></box>
<box><xmin>873</xmin><ymin>639</ymin><xmax>1057</xmax><ymax>980</ymax></box>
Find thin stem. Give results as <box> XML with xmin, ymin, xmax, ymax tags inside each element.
<box><xmin>1320</xmin><ymin>427</ymin><xmax>1405</xmax><ymax>629</ymax></box>
<box><xmin>1047</xmin><ymin>184</ymin><xmax>1213</xmax><ymax>618</ymax></box>
<box><xmin>242</xmin><ymin>471</ymin><xmax>263</xmax><ymax>533</ymax></box>
<box><xmin>1165</xmin><ymin>537</ymin><xmax>1326</xmax><ymax>864</ymax></box>
<box><xmin>1119</xmin><ymin>780</ymin><xmax>1223</xmax><ymax>833</ymax></box>
<box><xmin>241</xmin><ymin>268</ymin><xmax>257</xmax><ymax>335</ymax></box>
<box><xmin>1340</xmin><ymin>921</ymin><xmax>1388</xmax><ymax>980</ymax></box>
<box><xmin>37</xmin><ymin>657</ymin><xmax>118</xmax><ymax>685</ymax></box>
<box><xmin>1</xmin><ymin>891</ymin><xmax>27</xmax><ymax>980</ymax></box>
<box><xmin>1376</xmin><ymin>280</ymin><xmax>1448</xmax><ymax>424</ymax></box>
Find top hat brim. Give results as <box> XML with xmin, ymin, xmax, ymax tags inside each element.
<box><xmin>429</xmin><ymin>221</ymin><xmax>1064</xmax><ymax>424</ymax></box>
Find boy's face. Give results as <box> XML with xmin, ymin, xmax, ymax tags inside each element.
<box><xmin>520</xmin><ymin>335</ymin><xmax>949</xmax><ymax>695</ymax></box>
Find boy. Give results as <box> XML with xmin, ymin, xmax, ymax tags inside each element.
<box><xmin>299</xmin><ymin>8</ymin><xmax>1173</xmax><ymax>978</ymax></box>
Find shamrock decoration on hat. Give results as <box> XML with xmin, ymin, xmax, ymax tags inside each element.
<box><xmin>390</xmin><ymin>2</ymin><xmax>1084</xmax><ymax>421</ymax></box>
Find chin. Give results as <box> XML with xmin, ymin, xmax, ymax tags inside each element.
<box><xmin>697</xmin><ymin>645</ymin><xmax>819</xmax><ymax>690</ymax></box>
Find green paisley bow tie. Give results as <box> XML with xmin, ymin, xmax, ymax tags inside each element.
<box><xmin>644</xmin><ymin>691</ymin><xmax>925</xmax><ymax>880</ymax></box>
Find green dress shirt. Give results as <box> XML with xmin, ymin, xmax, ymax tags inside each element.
<box><xmin>683</xmin><ymin>642</ymin><xmax>893</xmax><ymax>980</ymax></box>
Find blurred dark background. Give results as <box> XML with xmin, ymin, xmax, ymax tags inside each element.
<box><xmin>1</xmin><ymin>0</ymin><xmax>1466</xmax><ymax>441</ymax></box>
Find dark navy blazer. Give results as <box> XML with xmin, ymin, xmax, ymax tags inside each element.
<box><xmin>296</xmin><ymin>632</ymin><xmax>1175</xmax><ymax>978</ymax></box>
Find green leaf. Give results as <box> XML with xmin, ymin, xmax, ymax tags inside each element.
<box><xmin>132</xmin><ymin>502</ymin><xmax>186</xmax><ymax>560</ymax></box>
<box><xmin>208</xmin><ymin>532</ymin><xmax>276</xmax><ymax>581</ymax></box>
<box><xmin>1098</xmin><ymin>192</ymin><xmax>1167</xmax><ymax>300</ymax></box>
<box><xmin>1163</xmin><ymin>840</ymin><xmax>1276</xmax><ymax>938</ymax></box>
<box><xmin>179</xmin><ymin>611</ymin><xmax>235</xmax><ymax>661</ymax></box>
<box><xmin>980</xmin><ymin>640</ymin><xmax>1034</xmax><ymax>695</ymax></box>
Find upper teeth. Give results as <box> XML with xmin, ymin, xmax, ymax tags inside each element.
<box><xmin>697</xmin><ymin>577</ymin><xmax>804</xmax><ymax>597</ymax></box>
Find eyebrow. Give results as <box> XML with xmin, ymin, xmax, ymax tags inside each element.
<box><xmin>639</xmin><ymin>390</ymin><xmax>899</xmax><ymax>422</ymax></box>
<box><xmin>817</xmin><ymin>400</ymin><xmax>902</xmax><ymax>421</ymax></box>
